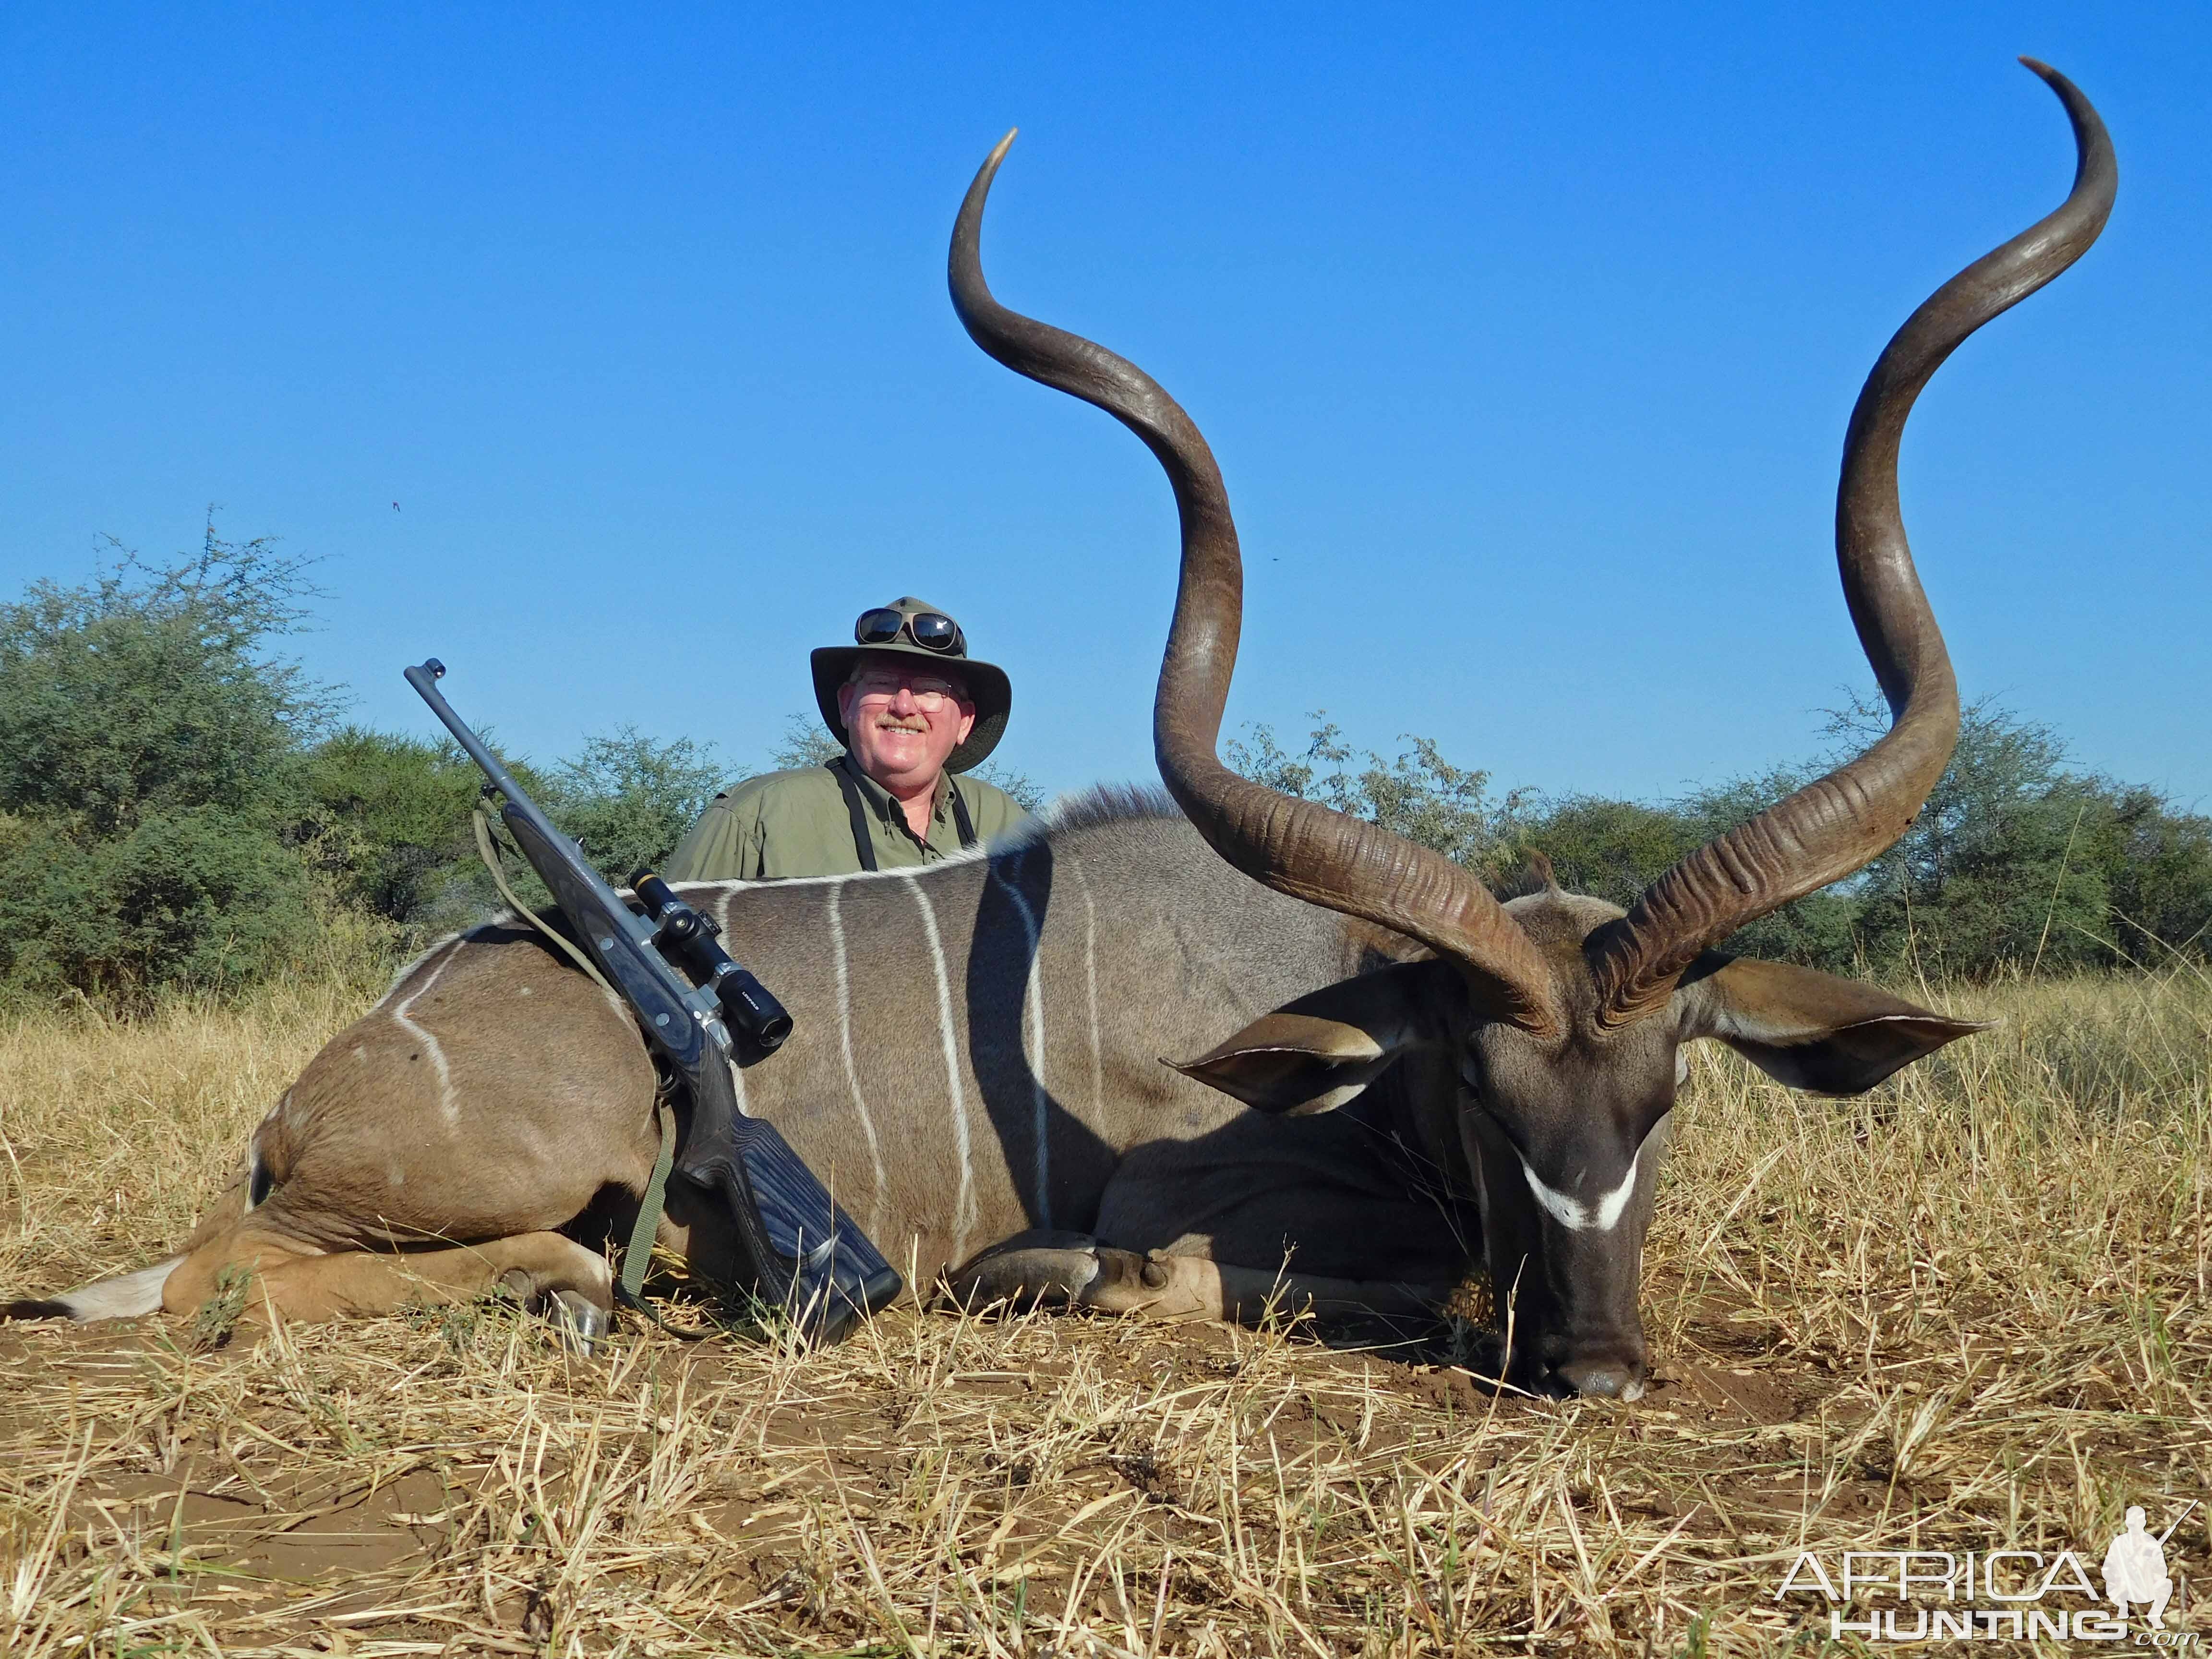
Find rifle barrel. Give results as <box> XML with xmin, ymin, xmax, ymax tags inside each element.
<box><xmin>2156</xmin><ymin>1498</ymin><xmax>2198</xmax><ymax>1546</ymax></box>
<box><xmin>405</xmin><ymin>661</ymin><xmax>582</xmax><ymax>875</ymax></box>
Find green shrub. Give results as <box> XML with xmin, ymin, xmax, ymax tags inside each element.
<box><xmin>302</xmin><ymin>727</ymin><xmax>487</xmax><ymax>929</ymax></box>
<box><xmin>2100</xmin><ymin>789</ymin><xmax>2212</xmax><ymax>965</ymax></box>
<box><xmin>549</xmin><ymin>726</ymin><xmax>725</xmax><ymax>885</ymax></box>
<box><xmin>0</xmin><ymin>529</ymin><xmax>325</xmax><ymax>833</ymax></box>
<box><xmin>1486</xmin><ymin>795</ymin><xmax>1692</xmax><ymax>907</ymax></box>
<box><xmin>0</xmin><ymin>531</ymin><xmax>327</xmax><ymax>1003</ymax></box>
<box><xmin>0</xmin><ymin>806</ymin><xmax>316</xmax><ymax>1000</ymax></box>
<box><xmin>302</xmin><ymin>724</ymin><xmax>720</xmax><ymax>946</ymax></box>
<box><xmin>1227</xmin><ymin>715</ymin><xmax>1493</xmax><ymax>866</ymax></box>
<box><xmin>5</xmin><ymin>520</ymin><xmax>2195</xmax><ymax>1011</ymax></box>
<box><xmin>1231</xmin><ymin>702</ymin><xmax>2210</xmax><ymax>980</ymax></box>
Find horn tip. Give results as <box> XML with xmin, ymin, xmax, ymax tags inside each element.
<box><xmin>990</xmin><ymin>127</ymin><xmax>1019</xmax><ymax>163</ymax></box>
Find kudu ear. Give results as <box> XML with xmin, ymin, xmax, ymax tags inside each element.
<box><xmin>1681</xmin><ymin>956</ymin><xmax>1989</xmax><ymax>1096</ymax></box>
<box><xmin>1169</xmin><ymin>961</ymin><xmax>1460</xmax><ymax>1116</ymax></box>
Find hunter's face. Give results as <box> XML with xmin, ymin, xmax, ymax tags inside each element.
<box><xmin>839</xmin><ymin>666</ymin><xmax>975</xmax><ymax>798</ymax></box>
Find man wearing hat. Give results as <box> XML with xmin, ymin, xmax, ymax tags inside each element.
<box><xmin>662</xmin><ymin>597</ymin><xmax>1024</xmax><ymax>881</ymax></box>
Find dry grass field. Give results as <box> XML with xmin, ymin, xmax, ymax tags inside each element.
<box><xmin>1</xmin><ymin>962</ymin><xmax>2207</xmax><ymax>1656</ymax></box>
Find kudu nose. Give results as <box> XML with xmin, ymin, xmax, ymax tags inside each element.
<box><xmin>1551</xmin><ymin>1357</ymin><xmax>1646</xmax><ymax>1402</ymax></box>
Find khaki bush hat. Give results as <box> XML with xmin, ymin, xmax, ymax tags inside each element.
<box><xmin>810</xmin><ymin>596</ymin><xmax>1012</xmax><ymax>773</ymax></box>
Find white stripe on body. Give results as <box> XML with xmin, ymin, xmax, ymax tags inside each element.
<box><xmin>826</xmin><ymin>883</ymin><xmax>891</xmax><ymax>1237</ymax></box>
<box><xmin>389</xmin><ymin>937</ymin><xmax>467</xmax><ymax>1125</ymax></box>
<box><xmin>379</xmin><ymin>928</ymin><xmax>468</xmax><ymax>998</ymax></box>
<box><xmin>1065</xmin><ymin>855</ymin><xmax>1104</xmax><ymax>1122</ymax></box>
<box><xmin>990</xmin><ymin>853</ymin><xmax>1053</xmax><ymax>1229</ymax></box>
<box><xmin>906</xmin><ymin>873</ymin><xmax>977</xmax><ymax>1262</ymax></box>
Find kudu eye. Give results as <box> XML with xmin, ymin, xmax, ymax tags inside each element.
<box><xmin>1457</xmin><ymin>1042</ymin><xmax>1491</xmax><ymax>1099</ymax></box>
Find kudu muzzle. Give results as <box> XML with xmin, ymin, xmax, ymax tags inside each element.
<box><xmin>1469</xmin><ymin>1106</ymin><xmax>1671</xmax><ymax>1399</ymax></box>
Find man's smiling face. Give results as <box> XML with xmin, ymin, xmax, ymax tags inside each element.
<box><xmin>837</xmin><ymin>664</ymin><xmax>976</xmax><ymax>798</ymax></box>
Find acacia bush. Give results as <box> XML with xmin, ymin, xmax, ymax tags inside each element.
<box><xmin>302</xmin><ymin>726</ymin><xmax>727</xmax><ymax>941</ymax></box>
<box><xmin>1233</xmin><ymin>705</ymin><xmax>2212</xmax><ymax>979</ymax></box>
<box><xmin>1</xmin><ymin>534</ymin><xmax>736</xmax><ymax>1006</ymax></box>
<box><xmin>0</xmin><ymin>533</ymin><xmax>326</xmax><ymax>1000</ymax></box>
<box><xmin>302</xmin><ymin>727</ymin><xmax>488</xmax><ymax>931</ymax></box>
<box><xmin>549</xmin><ymin>728</ymin><xmax>727</xmax><ymax>886</ymax></box>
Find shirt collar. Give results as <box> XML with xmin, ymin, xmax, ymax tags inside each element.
<box><xmin>838</xmin><ymin>752</ymin><xmax>951</xmax><ymax>830</ymax></box>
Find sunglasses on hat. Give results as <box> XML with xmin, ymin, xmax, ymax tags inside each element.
<box><xmin>855</xmin><ymin>607</ymin><xmax>965</xmax><ymax>656</ymax></box>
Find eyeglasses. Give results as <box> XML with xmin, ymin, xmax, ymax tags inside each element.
<box><xmin>855</xmin><ymin>607</ymin><xmax>965</xmax><ymax>655</ymax></box>
<box><xmin>848</xmin><ymin>669</ymin><xmax>965</xmax><ymax>713</ymax></box>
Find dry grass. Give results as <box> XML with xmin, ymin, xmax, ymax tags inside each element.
<box><xmin>2</xmin><ymin>965</ymin><xmax>2208</xmax><ymax>1655</ymax></box>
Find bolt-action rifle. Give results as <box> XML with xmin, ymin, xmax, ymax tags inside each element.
<box><xmin>406</xmin><ymin>658</ymin><xmax>902</xmax><ymax>1343</ymax></box>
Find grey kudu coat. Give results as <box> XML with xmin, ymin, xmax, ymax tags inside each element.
<box><xmin>251</xmin><ymin>797</ymin><xmax>1469</xmax><ymax>1311</ymax></box>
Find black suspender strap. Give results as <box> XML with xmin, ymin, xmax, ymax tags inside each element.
<box><xmin>830</xmin><ymin>757</ymin><xmax>879</xmax><ymax>873</ymax></box>
<box><xmin>833</xmin><ymin>756</ymin><xmax>975</xmax><ymax>865</ymax></box>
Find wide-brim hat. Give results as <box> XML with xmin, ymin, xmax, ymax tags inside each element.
<box><xmin>811</xmin><ymin>596</ymin><xmax>1012</xmax><ymax>773</ymax></box>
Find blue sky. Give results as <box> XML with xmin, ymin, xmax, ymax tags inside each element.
<box><xmin>3</xmin><ymin>3</ymin><xmax>2205</xmax><ymax>807</ymax></box>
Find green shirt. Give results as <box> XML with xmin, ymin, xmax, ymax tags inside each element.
<box><xmin>662</xmin><ymin>755</ymin><xmax>1029</xmax><ymax>882</ymax></box>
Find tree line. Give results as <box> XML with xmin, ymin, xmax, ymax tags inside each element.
<box><xmin>1227</xmin><ymin>706</ymin><xmax>2212</xmax><ymax>981</ymax></box>
<box><xmin>2</xmin><ymin>532</ymin><xmax>2204</xmax><ymax>1007</ymax></box>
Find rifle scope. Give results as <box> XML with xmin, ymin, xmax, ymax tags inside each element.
<box><xmin>632</xmin><ymin>872</ymin><xmax>793</xmax><ymax>1054</ymax></box>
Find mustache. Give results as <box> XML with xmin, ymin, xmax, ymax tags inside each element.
<box><xmin>873</xmin><ymin>715</ymin><xmax>930</xmax><ymax>734</ymax></box>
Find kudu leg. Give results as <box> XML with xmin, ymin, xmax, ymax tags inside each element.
<box><xmin>939</xmin><ymin>1232</ymin><xmax>1446</xmax><ymax>1326</ymax></box>
<box><xmin>162</xmin><ymin>1226</ymin><xmax>613</xmax><ymax>1339</ymax></box>
<box><xmin>937</xmin><ymin>1107</ymin><xmax>1468</xmax><ymax>1329</ymax></box>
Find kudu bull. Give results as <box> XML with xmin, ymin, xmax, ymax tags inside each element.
<box><xmin>10</xmin><ymin>62</ymin><xmax>2113</xmax><ymax>1399</ymax></box>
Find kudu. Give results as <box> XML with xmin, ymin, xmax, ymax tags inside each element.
<box><xmin>10</xmin><ymin>63</ymin><xmax>2113</xmax><ymax>1400</ymax></box>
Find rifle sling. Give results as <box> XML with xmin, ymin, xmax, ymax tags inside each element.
<box><xmin>617</xmin><ymin>1099</ymin><xmax>682</xmax><ymax>1318</ymax></box>
<box><xmin>472</xmin><ymin>806</ymin><xmax>615</xmax><ymax>994</ymax></box>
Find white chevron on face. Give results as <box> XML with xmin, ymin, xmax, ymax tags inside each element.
<box><xmin>1517</xmin><ymin>1141</ymin><xmax>1645</xmax><ymax>1234</ymax></box>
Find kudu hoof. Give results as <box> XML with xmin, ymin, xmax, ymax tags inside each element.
<box><xmin>497</xmin><ymin>1267</ymin><xmax>610</xmax><ymax>1354</ymax></box>
<box><xmin>546</xmin><ymin>1291</ymin><xmax>610</xmax><ymax>1355</ymax></box>
<box><xmin>936</xmin><ymin>1231</ymin><xmax>1106</xmax><ymax>1314</ymax></box>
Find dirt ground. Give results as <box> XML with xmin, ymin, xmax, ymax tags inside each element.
<box><xmin>0</xmin><ymin>1297</ymin><xmax>1855</xmax><ymax>1652</ymax></box>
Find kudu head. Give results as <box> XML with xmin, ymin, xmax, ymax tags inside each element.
<box><xmin>950</xmin><ymin>61</ymin><xmax>2115</xmax><ymax>1399</ymax></box>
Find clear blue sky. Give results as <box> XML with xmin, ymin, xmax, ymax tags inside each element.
<box><xmin>4</xmin><ymin>4</ymin><xmax>2205</xmax><ymax>807</ymax></box>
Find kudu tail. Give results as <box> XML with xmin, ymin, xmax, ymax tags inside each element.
<box><xmin>6</xmin><ymin>1145</ymin><xmax>262</xmax><ymax>1322</ymax></box>
<box><xmin>4</xmin><ymin>1254</ymin><xmax>185</xmax><ymax>1322</ymax></box>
